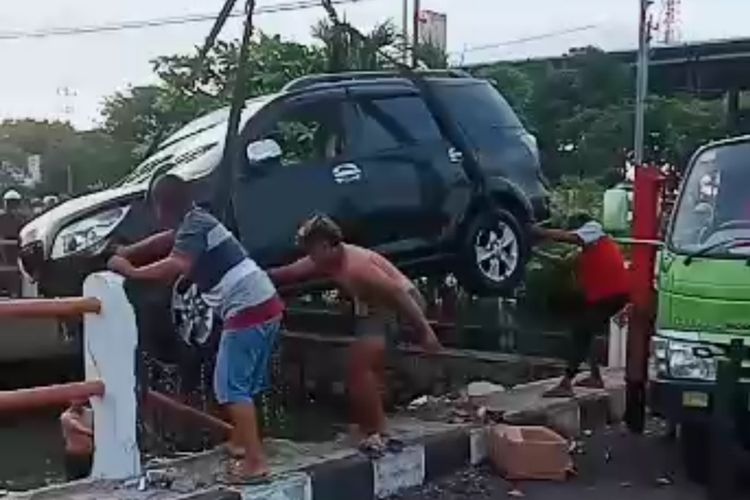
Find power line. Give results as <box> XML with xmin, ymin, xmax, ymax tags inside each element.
<box><xmin>0</xmin><ymin>0</ymin><xmax>370</xmax><ymax>41</ymax></box>
<box><xmin>455</xmin><ymin>24</ymin><xmax>602</xmax><ymax>55</ymax></box>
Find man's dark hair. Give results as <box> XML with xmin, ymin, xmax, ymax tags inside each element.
<box><xmin>566</xmin><ymin>211</ymin><xmax>594</xmax><ymax>230</ymax></box>
<box><xmin>296</xmin><ymin>214</ymin><xmax>343</xmax><ymax>248</ymax></box>
<box><xmin>151</xmin><ymin>174</ymin><xmax>193</xmax><ymax>214</ymax></box>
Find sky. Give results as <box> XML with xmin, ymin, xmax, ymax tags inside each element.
<box><xmin>0</xmin><ymin>0</ymin><xmax>748</xmax><ymax>129</ymax></box>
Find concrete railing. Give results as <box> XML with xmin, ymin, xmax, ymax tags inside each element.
<box><xmin>0</xmin><ymin>271</ymin><xmax>141</xmax><ymax>480</ymax></box>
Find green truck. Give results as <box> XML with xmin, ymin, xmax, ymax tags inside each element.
<box><xmin>605</xmin><ymin>136</ymin><xmax>750</xmax><ymax>481</ymax></box>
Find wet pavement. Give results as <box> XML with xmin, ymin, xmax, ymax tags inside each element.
<box><xmin>392</xmin><ymin>419</ymin><xmax>719</xmax><ymax>500</ymax></box>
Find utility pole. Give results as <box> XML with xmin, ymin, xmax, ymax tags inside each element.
<box><xmin>412</xmin><ymin>0</ymin><xmax>421</xmax><ymax>68</ymax></box>
<box><xmin>634</xmin><ymin>0</ymin><xmax>651</xmax><ymax>165</ymax></box>
<box><xmin>402</xmin><ymin>0</ymin><xmax>409</xmax><ymax>64</ymax></box>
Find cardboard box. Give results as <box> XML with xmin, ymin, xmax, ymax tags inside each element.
<box><xmin>488</xmin><ymin>424</ymin><xmax>572</xmax><ymax>481</ymax></box>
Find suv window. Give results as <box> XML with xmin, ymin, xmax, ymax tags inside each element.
<box><xmin>434</xmin><ymin>81</ymin><xmax>523</xmax><ymax>132</ymax></box>
<box><xmin>259</xmin><ymin>99</ymin><xmax>348</xmax><ymax>166</ymax></box>
<box><xmin>356</xmin><ymin>95</ymin><xmax>442</xmax><ymax>153</ymax></box>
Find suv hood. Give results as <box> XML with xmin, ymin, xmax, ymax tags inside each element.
<box><xmin>20</xmin><ymin>184</ymin><xmax>146</xmax><ymax>252</ymax></box>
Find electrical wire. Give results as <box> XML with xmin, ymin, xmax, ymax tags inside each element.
<box><xmin>0</xmin><ymin>0</ymin><xmax>370</xmax><ymax>41</ymax></box>
<box><xmin>454</xmin><ymin>24</ymin><xmax>602</xmax><ymax>55</ymax></box>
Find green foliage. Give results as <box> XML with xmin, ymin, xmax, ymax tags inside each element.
<box><xmin>311</xmin><ymin>19</ymin><xmax>399</xmax><ymax>72</ymax></box>
<box><xmin>0</xmin><ymin>120</ymin><xmax>132</xmax><ymax>195</ymax></box>
<box><xmin>474</xmin><ymin>47</ymin><xmax>728</xmax><ymax>184</ymax></box>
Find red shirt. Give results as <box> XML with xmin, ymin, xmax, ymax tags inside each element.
<box><xmin>577</xmin><ymin>237</ymin><xmax>630</xmax><ymax>304</ymax></box>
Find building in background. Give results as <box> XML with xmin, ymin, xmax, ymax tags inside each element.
<box><xmin>418</xmin><ymin>10</ymin><xmax>447</xmax><ymax>52</ymax></box>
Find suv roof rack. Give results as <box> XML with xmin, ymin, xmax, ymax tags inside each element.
<box><xmin>282</xmin><ymin>69</ymin><xmax>472</xmax><ymax>92</ymax></box>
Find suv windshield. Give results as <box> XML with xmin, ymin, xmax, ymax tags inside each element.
<box><xmin>118</xmin><ymin>96</ymin><xmax>271</xmax><ymax>186</ymax></box>
<box><xmin>671</xmin><ymin>141</ymin><xmax>750</xmax><ymax>255</ymax></box>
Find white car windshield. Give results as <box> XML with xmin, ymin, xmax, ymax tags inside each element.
<box><xmin>118</xmin><ymin>96</ymin><xmax>271</xmax><ymax>186</ymax></box>
<box><xmin>671</xmin><ymin>141</ymin><xmax>750</xmax><ymax>255</ymax></box>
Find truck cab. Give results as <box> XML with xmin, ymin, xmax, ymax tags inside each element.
<box><xmin>606</xmin><ymin>136</ymin><xmax>750</xmax><ymax>481</ymax></box>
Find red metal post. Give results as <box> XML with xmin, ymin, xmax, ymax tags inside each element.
<box><xmin>625</xmin><ymin>165</ymin><xmax>664</xmax><ymax>432</ymax></box>
<box><xmin>0</xmin><ymin>380</ymin><xmax>105</xmax><ymax>413</ymax></box>
<box><xmin>145</xmin><ymin>389</ymin><xmax>233</xmax><ymax>436</ymax></box>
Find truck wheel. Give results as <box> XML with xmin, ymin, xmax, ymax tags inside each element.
<box><xmin>680</xmin><ymin>422</ymin><xmax>709</xmax><ymax>483</ymax></box>
<box><xmin>456</xmin><ymin>209</ymin><xmax>529</xmax><ymax>296</ymax></box>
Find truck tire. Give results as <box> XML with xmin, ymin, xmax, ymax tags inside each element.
<box><xmin>680</xmin><ymin>422</ymin><xmax>709</xmax><ymax>483</ymax></box>
<box><xmin>456</xmin><ymin>208</ymin><xmax>529</xmax><ymax>296</ymax></box>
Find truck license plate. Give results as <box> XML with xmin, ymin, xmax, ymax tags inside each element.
<box><xmin>682</xmin><ymin>391</ymin><xmax>709</xmax><ymax>408</ymax></box>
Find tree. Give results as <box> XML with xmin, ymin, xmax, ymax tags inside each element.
<box><xmin>311</xmin><ymin>19</ymin><xmax>399</xmax><ymax>72</ymax></box>
<box><xmin>0</xmin><ymin>120</ymin><xmax>133</xmax><ymax>194</ymax></box>
<box><xmin>101</xmin><ymin>86</ymin><xmax>164</xmax><ymax>152</ymax></box>
<box><xmin>475</xmin><ymin>48</ymin><xmax>726</xmax><ymax>183</ymax></box>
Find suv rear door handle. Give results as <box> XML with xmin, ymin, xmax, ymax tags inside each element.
<box><xmin>448</xmin><ymin>147</ymin><xmax>463</xmax><ymax>163</ymax></box>
<box><xmin>332</xmin><ymin>163</ymin><xmax>362</xmax><ymax>184</ymax></box>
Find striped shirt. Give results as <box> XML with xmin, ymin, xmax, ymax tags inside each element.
<box><xmin>173</xmin><ymin>207</ymin><xmax>277</xmax><ymax>321</ymax></box>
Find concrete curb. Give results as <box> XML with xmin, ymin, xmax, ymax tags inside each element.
<box><xmin>180</xmin><ymin>379</ymin><xmax>624</xmax><ymax>499</ymax></box>
<box><xmin>18</xmin><ymin>373</ymin><xmax>624</xmax><ymax>500</ymax></box>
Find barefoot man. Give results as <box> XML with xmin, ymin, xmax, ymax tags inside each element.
<box><xmin>108</xmin><ymin>174</ymin><xmax>284</xmax><ymax>483</ymax></box>
<box><xmin>532</xmin><ymin>212</ymin><xmax>629</xmax><ymax>398</ymax></box>
<box><xmin>267</xmin><ymin>215</ymin><xmax>443</xmax><ymax>456</ymax></box>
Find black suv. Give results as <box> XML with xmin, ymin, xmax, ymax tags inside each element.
<box><xmin>20</xmin><ymin>70</ymin><xmax>548</xmax><ymax>349</ymax></box>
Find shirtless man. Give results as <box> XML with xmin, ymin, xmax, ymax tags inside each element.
<box><xmin>267</xmin><ymin>215</ymin><xmax>442</xmax><ymax>455</ymax></box>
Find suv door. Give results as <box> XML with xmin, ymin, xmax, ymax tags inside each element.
<box><xmin>347</xmin><ymin>88</ymin><xmax>472</xmax><ymax>255</ymax></box>
<box><xmin>231</xmin><ymin>90</ymin><xmax>361</xmax><ymax>266</ymax></box>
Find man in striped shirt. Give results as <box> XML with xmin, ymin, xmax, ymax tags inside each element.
<box><xmin>108</xmin><ymin>174</ymin><xmax>283</xmax><ymax>483</ymax></box>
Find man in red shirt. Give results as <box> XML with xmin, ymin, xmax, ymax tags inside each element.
<box><xmin>267</xmin><ymin>215</ymin><xmax>442</xmax><ymax>456</ymax></box>
<box><xmin>533</xmin><ymin>213</ymin><xmax>629</xmax><ymax>398</ymax></box>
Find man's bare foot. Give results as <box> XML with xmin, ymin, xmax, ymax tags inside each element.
<box><xmin>542</xmin><ymin>379</ymin><xmax>575</xmax><ymax>398</ymax></box>
<box><xmin>224</xmin><ymin>442</ymin><xmax>245</xmax><ymax>458</ymax></box>
<box><xmin>575</xmin><ymin>375</ymin><xmax>605</xmax><ymax>389</ymax></box>
<box><xmin>420</xmin><ymin>333</ymin><xmax>444</xmax><ymax>354</ymax></box>
<box><xmin>221</xmin><ymin>460</ymin><xmax>271</xmax><ymax>485</ymax></box>
<box><xmin>358</xmin><ymin>433</ymin><xmax>387</xmax><ymax>459</ymax></box>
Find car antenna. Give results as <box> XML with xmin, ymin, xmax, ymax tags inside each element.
<box><xmin>318</xmin><ymin>0</ymin><xmax>490</xmax><ymax>208</ymax></box>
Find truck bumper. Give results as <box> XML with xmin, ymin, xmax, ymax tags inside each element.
<box><xmin>651</xmin><ymin>378</ymin><xmax>750</xmax><ymax>438</ymax></box>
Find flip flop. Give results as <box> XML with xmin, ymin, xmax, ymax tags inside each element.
<box><xmin>217</xmin><ymin>471</ymin><xmax>273</xmax><ymax>486</ymax></box>
<box><xmin>384</xmin><ymin>436</ymin><xmax>405</xmax><ymax>454</ymax></box>
<box><xmin>575</xmin><ymin>376</ymin><xmax>606</xmax><ymax>389</ymax></box>
<box><xmin>542</xmin><ymin>385</ymin><xmax>575</xmax><ymax>398</ymax></box>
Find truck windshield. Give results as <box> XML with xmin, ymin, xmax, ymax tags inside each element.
<box><xmin>671</xmin><ymin>141</ymin><xmax>750</xmax><ymax>256</ymax></box>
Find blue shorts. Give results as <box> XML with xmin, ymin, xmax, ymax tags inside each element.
<box><xmin>213</xmin><ymin>320</ymin><xmax>281</xmax><ymax>405</ymax></box>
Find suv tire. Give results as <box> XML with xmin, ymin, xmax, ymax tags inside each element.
<box><xmin>457</xmin><ymin>208</ymin><xmax>528</xmax><ymax>296</ymax></box>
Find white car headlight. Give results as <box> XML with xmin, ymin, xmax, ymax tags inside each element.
<box><xmin>651</xmin><ymin>335</ymin><xmax>722</xmax><ymax>381</ymax></box>
<box><xmin>51</xmin><ymin>206</ymin><xmax>130</xmax><ymax>259</ymax></box>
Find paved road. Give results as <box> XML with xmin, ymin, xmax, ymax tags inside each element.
<box><xmin>392</xmin><ymin>420</ymin><xmax>746</xmax><ymax>500</ymax></box>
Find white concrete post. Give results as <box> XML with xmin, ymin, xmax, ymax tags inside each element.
<box><xmin>83</xmin><ymin>271</ymin><xmax>141</xmax><ymax>479</ymax></box>
<box><xmin>607</xmin><ymin>308</ymin><xmax>629</xmax><ymax>369</ymax></box>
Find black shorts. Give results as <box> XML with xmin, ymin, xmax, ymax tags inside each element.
<box><xmin>353</xmin><ymin>288</ymin><xmax>426</xmax><ymax>343</ymax></box>
<box><xmin>64</xmin><ymin>453</ymin><xmax>92</xmax><ymax>481</ymax></box>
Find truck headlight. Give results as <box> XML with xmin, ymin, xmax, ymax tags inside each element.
<box><xmin>652</xmin><ymin>335</ymin><xmax>722</xmax><ymax>381</ymax></box>
<box><xmin>51</xmin><ymin>206</ymin><xmax>130</xmax><ymax>259</ymax></box>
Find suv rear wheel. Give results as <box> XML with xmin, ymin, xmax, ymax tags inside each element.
<box><xmin>456</xmin><ymin>208</ymin><xmax>528</xmax><ymax>296</ymax></box>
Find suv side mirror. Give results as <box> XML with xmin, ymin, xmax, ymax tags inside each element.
<box><xmin>246</xmin><ymin>139</ymin><xmax>282</xmax><ymax>165</ymax></box>
<box><xmin>602</xmin><ymin>185</ymin><xmax>631</xmax><ymax>234</ymax></box>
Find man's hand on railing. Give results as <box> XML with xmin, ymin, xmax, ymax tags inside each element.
<box><xmin>107</xmin><ymin>255</ymin><xmax>136</xmax><ymax>278</ymax></box>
